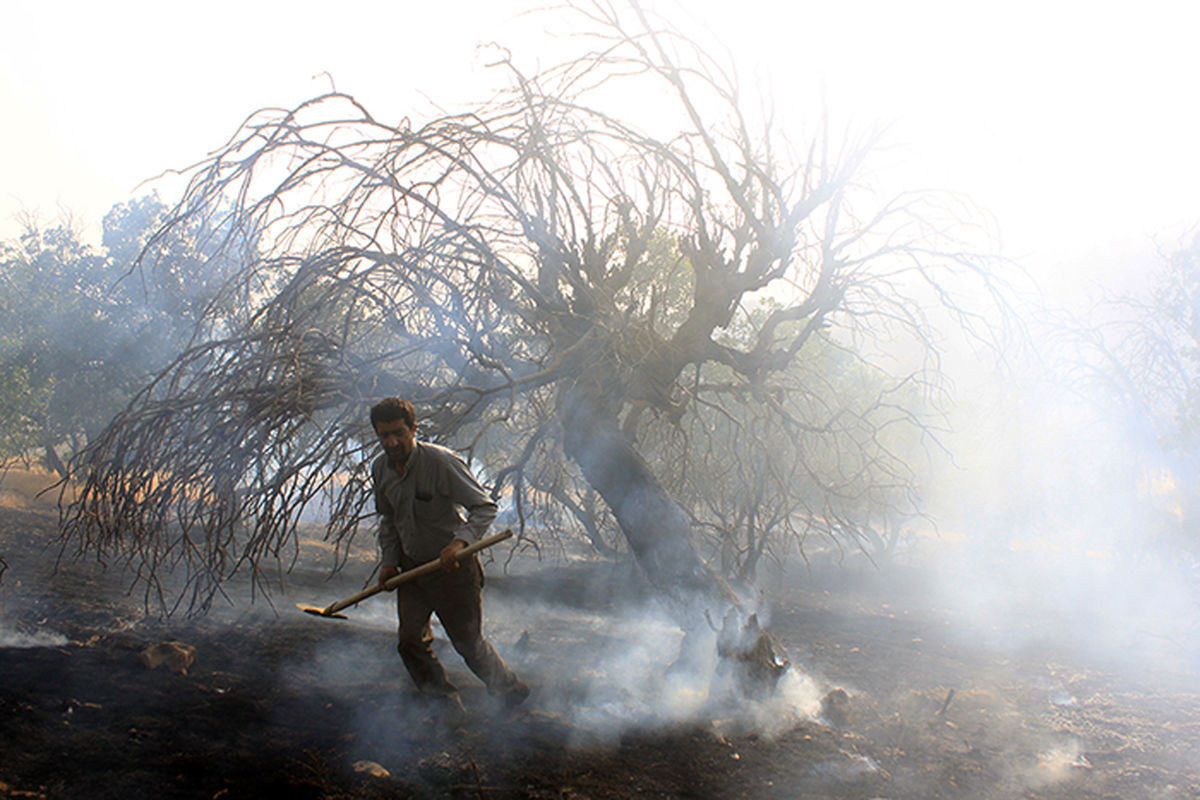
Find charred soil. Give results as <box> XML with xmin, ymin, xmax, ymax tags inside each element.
<box><xmin>2</xmin><ymin>507</ymin><xmax>1199</xmax><ymax>799</ymax></box>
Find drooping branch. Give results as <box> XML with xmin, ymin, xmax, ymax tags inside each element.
<box><xmin>58</xmin><ymin>0</ymin><xmax>1014</xmax><ymax>614</ymax></box>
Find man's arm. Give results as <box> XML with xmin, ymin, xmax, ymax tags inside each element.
<box><xmin>374</xmin><ymin>459</ymin><xmax>403</xmax><ymax>588</ymax></box>
<box><xmin>445</xmin><ymin>454</ymin><xmax>498</xmax><ymax>544</ymax></box>
<box><xmin>438</xmin><ymin>453</ymin><xmax>498</xmax><ymax>570</ymax></box>
<box><xmin>378</xmin><ymin>515</ymin><xmax>403</xmax><ymax>588</ymax></box>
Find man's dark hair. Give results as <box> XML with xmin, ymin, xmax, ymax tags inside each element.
<box><xmin>370</xmin><ymin>397</ymin><xmax>416</xmax><ymax>430</ymax></box>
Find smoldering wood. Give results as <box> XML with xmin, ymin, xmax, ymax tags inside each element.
<box><xmin>714</xmin><ymin>609</ymin><xmax>789</xmax><ymax>694</ymax></box>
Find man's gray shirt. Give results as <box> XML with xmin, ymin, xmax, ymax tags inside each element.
<box><xmin>373</xmin><ymin>441</ymin><xmax>498</xmax><ymax>566</ymax></box>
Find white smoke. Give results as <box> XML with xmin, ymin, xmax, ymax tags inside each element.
<box><xmin>282</xmin><ymin>570</ymin><xmax>830</xmax><ymax>756</ymax></box>
<box><xmin>487</xmin><ymin>593</ymin><xmax>826</xmax><ymax>744</ymax></box>
<box><xmin>0</xmin><ymin>622</ymin><xmax>69</xmax><ymax>648</ymax></box>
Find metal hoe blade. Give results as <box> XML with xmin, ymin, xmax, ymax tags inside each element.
<box><xmin>296</xmin><ymin>604</ymin><xmax>348</xmax><ymax>620</ymax></box>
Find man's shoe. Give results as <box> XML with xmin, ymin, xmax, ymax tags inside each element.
<box><xmin>427</xmin><ymin>691</ymin><xmax>470</xmax><ymax>727</ymax></box>
<box><xmin>501</xmin><ymin>681</ymin><xmax>531</xmax><ymax>710</ymax></box>
<box><xmin>424</xmin><ymin>690</ymin><xmax>470</xmax><ymax>724</ymax></box>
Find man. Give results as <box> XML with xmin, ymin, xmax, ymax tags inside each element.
<box><xmin>369</xmin><ymin>397</ymin><xmax>529</xmax><ymax>714</ymax></box>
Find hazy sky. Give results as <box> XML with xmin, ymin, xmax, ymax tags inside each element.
<box><xmin>3</xmin><ymin>0</ymin><xmax>1198</xmax><ymax>288</ymax></box>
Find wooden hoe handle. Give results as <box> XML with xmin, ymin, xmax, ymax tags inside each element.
<box><xmin>320</xmin><ymin>528</ymin><xmax>513</xmax><ymax>616</ymax></box>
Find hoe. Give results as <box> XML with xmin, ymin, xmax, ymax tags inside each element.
<box><xmin>297</xmin><ymin>528</ymin><xmax>513</xmax><ymax>620</ymax></box>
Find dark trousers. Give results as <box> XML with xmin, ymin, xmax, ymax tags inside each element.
<box><xmin>395</xmin><ymin>556</ymin><xmax>521</xmax><ymax>697</ymax></box>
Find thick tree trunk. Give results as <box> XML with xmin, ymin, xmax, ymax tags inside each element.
<box><xmin>42</xmin><ymin>440</ymin><xmax>68</xmax><ymax>479</ymax></box>
<box><xmin>560</xmin><ymin>388</ymin><xmax>789</xmax><ymax>691</ymax></box>
<box><xmin>560</xmin><ymin>388</ymin><xmax>733</xmax><ymax>609</ymax></box>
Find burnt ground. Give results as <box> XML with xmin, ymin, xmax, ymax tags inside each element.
<box><xmin>2</xmin><ymin>505</ymin><xmax>1200</xmax><ymax>800</ymax></box>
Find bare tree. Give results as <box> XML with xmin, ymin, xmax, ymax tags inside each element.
<box><xmin>60</xmin><ymin>1</ymin><xmax>1007</xmax><ymax>618</ymax></box>
<box><xmin>1052</xmin><ymin>231</ymin><xmax>1200</xmax><ymax>557</ymax></box>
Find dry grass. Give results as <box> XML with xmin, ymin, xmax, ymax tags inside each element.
<box><xmin>0</xmin><ymin>465</ymin><xmax>65</xmax><ymax>510</ymax></box>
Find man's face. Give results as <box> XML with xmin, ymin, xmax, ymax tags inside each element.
<box><xmin>375</xmin><ymin>418</ymin><xmax>416</xmax><ymax>466</ymax></box>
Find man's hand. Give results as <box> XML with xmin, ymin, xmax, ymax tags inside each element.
<box><xmin>378</xmin><ymin>564</ymin><xmax>401</xmax><ymax>590</ymax></box>
<box><xmin>439</xmin><ymin>539</ymin><xmax>467</xmax><ymax>572</ymax></box>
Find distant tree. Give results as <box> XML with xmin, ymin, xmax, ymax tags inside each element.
<box><xmin>1055</xmin><ymin>231</ymin><xmax>1200</xmax><ymax>556</ymax></box>
<box><xmin>0</xmin><ymin>196</ymin><xmax>231</xmax><ymax>476</ymax></box>
<box><xmin>61</xmin><ymin>1</ymin><xmax>1010</xmax><ymax>620</ymax></box>
<box><xmin>673</xmin><ymin>328</ymin><xmax>931</xmax><ymax>580</ymax></box>
<box><xmin>0</xmin><ymin>211</ymin><xmax>140</xmax><ymax>475</ymax></box>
